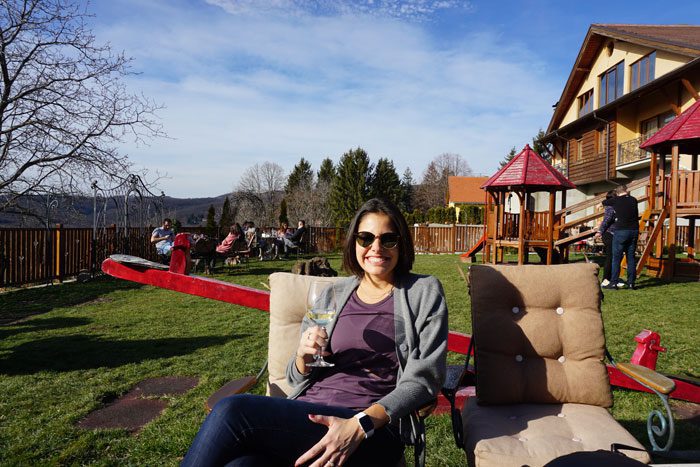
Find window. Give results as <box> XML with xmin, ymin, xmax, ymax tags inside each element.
<box><xmin>597</xmin><ymin>127</ymin><xmax>606</xmax><ymax>154</ymax></box>
<box><xmin>641</xmin><ymin>111</ymin><xmax>675</xmax><ymax>140</ymax></box>
<box><xmin>576</xmin><ymin>137</ymin><xmax>583</xmax><ymax>161</ymax></box>
<box><xmin>630</xmin><ymin>52</ymin><xmax>656</xmax><ymax>91</ymax></box>
<box><xmin>599</xmin><ymin>61</ymin><xmax>624</xmax><ymax>106</ymax></box>
<box><xmin>578</xmin><ymin>89</ymin><xmax>593</xmax><ymax>118</ymax></box>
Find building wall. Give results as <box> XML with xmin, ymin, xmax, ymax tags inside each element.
<box><xmin>560</xmin><ymin>42</ymin><xmax>692</xmax><ymax>128</ymax></box>
<box><xmin>566</xmin><ymin>120</ymin><xmax>617</xmax><ymax>185</ymax></box>
<box><xmin>541</xmin><ymin>33</ymin><xmax>699</xmax><ymax>216</ymax></box>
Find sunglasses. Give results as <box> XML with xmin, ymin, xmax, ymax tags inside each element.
<box><xmin>354</xmin><ymin>231</ymin><xmax>400</xmax><ymax>249</ymax></box>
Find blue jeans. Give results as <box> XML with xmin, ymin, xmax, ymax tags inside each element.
<box><xmin>157</xmin><ymin>240</ymin><xmax>173</xmax><ymax>256</ymax></box>
<box><xmin>181</xmin><ymin>394</ymin><xmax>404</xmax><ymax>467</ymax></box>
<box><xmin>610</xmin><ymin>230</ymin><xmax>639</xmax><ymax>286</ymax></box>
<box><xmin>602</xmin><ymin>232</ymin><xmax>614</xmax><ymax>281</ymax></box>
<box><xmin>283</xmin><ymin>237</ymin><xmax>299</xmax><ymax>253</ymax></box>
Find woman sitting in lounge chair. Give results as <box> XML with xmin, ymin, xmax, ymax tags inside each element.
<box><xmin>216</xmin><ymin>223</ymin><xmax>244</xmax><ymax>255</ymax></box>
<box><xmin>207</xmin><ymin>223</ymin><xmax>247</xmax><ymax>268</ymax></box>
<box><xmin>182</xmin><ymin>198</ymin><xmax>448</xmax><ymax>466</ymax></box>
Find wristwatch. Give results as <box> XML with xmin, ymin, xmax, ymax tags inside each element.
<box><xmin>353</xmin><ymin>412</ymin><xmax>375</xmax><ymax>439</ymax></box>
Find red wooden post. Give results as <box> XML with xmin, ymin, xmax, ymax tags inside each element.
<box><xmin>169</xmin><ymin>233</ymin><xmax>191</xmax><ymax>274</ymax></box>
<box><xmin>629</xmin><ymin>330</ymin><xmax>666</xmax><ymax>370</ymax></box>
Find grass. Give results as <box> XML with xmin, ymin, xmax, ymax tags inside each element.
<box><xmin>0</xmin><ymin>254</ymin><xmax>698</xmax><ymax>466</ymax></box>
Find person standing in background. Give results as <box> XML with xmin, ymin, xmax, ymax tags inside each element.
<box><xmin>595</xmin><ymin>191</ymin><xmax>617</xmax><ymax>287</ymax></box>
<box><xmin>604</xmin><ymin>185</ymin><xmax>639</xmax><ymax>290</ymax></box>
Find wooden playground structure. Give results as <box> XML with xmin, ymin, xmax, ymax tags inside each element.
<box><xmin>466</xmin><ymin>101</ymin><xmax>700</xmax><ymax>281</ymax></box>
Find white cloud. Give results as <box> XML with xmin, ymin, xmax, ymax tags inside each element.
<box><xmin>93</xmin><ymin>0</ymin><xmax>558</xmax><ymax>197</ymax></box>
<box><xmin>204</xmin><ymin>0</ymin><xmax>469</xmax><ymax>20</ymax></box>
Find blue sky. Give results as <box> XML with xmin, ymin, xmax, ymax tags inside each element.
<box><xmin>89</xmin><ymin>0</ymin><xmax>695</xmax><ymax>197</ymax></box>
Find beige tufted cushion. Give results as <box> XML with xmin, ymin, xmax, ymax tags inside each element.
<box><xmin>470</xmin><ymin>263</ymin><xmax>613</xmax><ymax>407</ymax></box>
<box><xmin>267</xmin><ymin>272</ymin><xmax>343</xmax><ymax>397</ymax></box>
<box><xmin>462</xmin><ymin>398</ymin><xmax>651</xmax><ymax>466</ymax></box>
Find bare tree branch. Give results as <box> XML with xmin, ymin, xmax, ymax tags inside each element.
<box><xmin>0</xmin><ymin>0</ymin><xmax>164</xmax><ymax>215</ymax></box>
<box><xmin>234</xmin><ymin>161</ymin><xmax>285</xmax><ymax>227</ymax></box>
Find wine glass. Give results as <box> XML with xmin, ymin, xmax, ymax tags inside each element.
<box><xmin>305</xmin><ymin>279</ymin><xmax>337</xmax><ymax>367</ymax></box>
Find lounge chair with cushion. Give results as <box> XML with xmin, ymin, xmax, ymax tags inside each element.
<box><xmin>448</xmin><ymin>263</ymin><xmax>654</xmax><ymax>466</ymax></box>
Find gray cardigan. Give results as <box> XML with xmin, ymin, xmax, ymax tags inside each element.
<box><xmin>285</xmin><ymin>273</ymin><xmax>448</xmax><ymax>442</ymax></box>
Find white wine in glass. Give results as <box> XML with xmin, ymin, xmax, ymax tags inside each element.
<box><xmin>306</xmin><ymin>280</ymin><xmax>336</xmax><ymax>368</ymax></box>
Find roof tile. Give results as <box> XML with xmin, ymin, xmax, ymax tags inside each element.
<box><xmin>447</xmin><ymin>176</ymin><xmax>489</xmax><ymax>204</ymax></box>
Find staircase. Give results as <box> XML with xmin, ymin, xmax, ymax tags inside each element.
<box><xmin>624</xmin><ymin>206</ymin><xmax>668</xmax><ymax>276</ymax></box>
<box><xmin>555</xmin><ymin>177</ymin><xmax>649</xmax><ymax>256</ymax></box>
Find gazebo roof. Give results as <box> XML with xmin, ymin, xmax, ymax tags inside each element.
<box><xmin>640</xmin><ymin>99</ymin><xmax>700</xmax><ymax>153</ymax></box>
<box><xmin>481</xmin><ymin>144</ymin><xmax>576</xmax><ymax>192</ymax></box>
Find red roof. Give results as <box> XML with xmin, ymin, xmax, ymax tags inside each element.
<box><xmin>448</xmin><ymin>176</ymin><xmax>489</xmax><ymax>204</ymax></box>
<box><xmin>640</xmin><ymin>99</ymin><xmax>700</xmax><ymax>149</ymax></box>
<box><xmin>481</xmin><ymin>145</ymin><xmax>576</xmax><ymax>191</ymax></box>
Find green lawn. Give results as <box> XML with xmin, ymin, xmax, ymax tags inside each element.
<box><xmin>0</xmin><ymin>254</ymin><xmax>698</xmax><ymax>466</ymax></box>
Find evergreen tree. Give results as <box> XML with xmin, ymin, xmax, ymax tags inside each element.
<box><xmin>369</xmin><ymin>158</ymin><xmax>402</xmax><ymax>206</ymax></box>
<box><xmin>499</xmin><ymin>146</ymin><xmax>517</xmax><ymax>169</ymax></box>
<box><xmin>317</xmin><ymin>158</ymin><xmax>336</xmax><ymax>185</ymax></box>
<box><xmin>279</xmin><ymin>198</ymin><xmax>289</xmax><ymax>225</ymax></box>
<box><xmin>415</xmin><ymin>161</ymin><xmax>443</xmax><ymax>211</ymax></box>
<box><xmin>400</xmin><ymin>167</ymin><xmax>415</xmax><ymax>212</ymax></box>
<box><xmin>532</xmin><ymin>128</ymin><xmax>550</xmax><ymax>161</ymax></box>
<box><xmin>205</xmin><ymin>204</ymin><xmax>217</xmax><ymax>237</ymax></box>
<box><xmin>219</xmin><ymin>196</ymin><xmax>232</xmax><ymax>234</ymax></box>
<box><xmin>286</xmin><ymin>158</ymin><xmax>313</xmax><ymax>194</ymax></box>
<box><xmin>501</xmin><ymin>129</ymin><xmax>550</xmax><ymax>168</ymax></box>
<box><xmin>330</xmin><ymin>147</ymin><xmax>372</xmax><ymax>225</ymax></box>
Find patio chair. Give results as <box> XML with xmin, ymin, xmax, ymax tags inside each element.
<box><xmin>445</xmin><ymin>263</ymin><xmax>661</xmax><ymax>466</ymax></box>
<box><xmin>281</xmin><ymin>231</ymin><xmax>308</xmax><ymax>258</ymax></box>
<box><xmin>206</xmin><ymin>272</ymin><xmax>432</xmax><ymax>467</ymax></box>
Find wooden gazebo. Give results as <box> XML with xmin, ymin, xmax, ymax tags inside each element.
<box><xmin>638</xmin><ymin>99</ymin><xmax>700</xmax><ymax>280</ymax></box>
<box><xmin>481</xmin><ymin>144</ymin><xmax>576</xmax><ymax>265</ymax></box>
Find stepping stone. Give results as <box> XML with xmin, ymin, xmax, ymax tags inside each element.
<box><xmin>78</xmin><ymin>376</ymin><xmax>198</xmax><ymax>432</ymax></box>
<box><xmin>133</xmin><ymin>376</ymin><xmax>199</xmax><ymax>397</ymax></box>
<box><xmin>78</xmin><ymin>397</ymin><xmax>168</xmax><ymax>431</ymax></box>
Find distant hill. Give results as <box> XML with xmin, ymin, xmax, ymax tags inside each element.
<box><xmin>0</xmin><ymin>194</ymin><xmax>231</xmax><ymax>228</ymax></box>
<box><xmin>161</xmin><ymin>194</ymin><xmax>230</xmax><ymax>226</ymax></box>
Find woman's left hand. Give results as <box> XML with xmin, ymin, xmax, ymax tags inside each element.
<box><xmin>294</xmin><ymin>414</ymin><xmax>365</xmax><ymax>467</ymax></box>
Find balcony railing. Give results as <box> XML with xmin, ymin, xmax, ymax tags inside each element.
<box><xmin>617</xmin><ymin>135</ymin><xmax>654</xmax><ymax>166</ymax></box>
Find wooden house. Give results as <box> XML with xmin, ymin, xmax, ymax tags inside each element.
<box><xmin>540</xmin><ymin>24</ymin><xmax>700</xmax><ymax>279</ymax></box>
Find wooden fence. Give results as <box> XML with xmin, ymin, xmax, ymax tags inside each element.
<box><xmin>0</xmin><ymin>225</ymin><xmax>158</xmax><ymax>287</ymax></box>
<box><xmin>3</xmin><ymin>224</ymin><xmax>697</xmax><ymax>287</ymax></box>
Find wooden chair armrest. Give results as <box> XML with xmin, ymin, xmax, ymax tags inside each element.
<box><xmin>205</xmin><ymin>376</ymin><xmax>258</xmax><ymax>412</ymax></box>
<box><xmin>616</xmin><ymin>362</ymin><xmax>676</xmax><ymax>395</ymax></box>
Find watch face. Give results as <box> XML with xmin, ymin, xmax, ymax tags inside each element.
<box><xmin>358</xmin><ymin>414</ymin><xmax>374</xmax><ymax>434</ymax></box>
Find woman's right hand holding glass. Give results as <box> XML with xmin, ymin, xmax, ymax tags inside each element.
<box><xmin>295</xmin><ymin>326</ymin><xmax>330</xmax><ymax>369</ymax></box>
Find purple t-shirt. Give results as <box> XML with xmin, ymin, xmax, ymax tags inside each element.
<box><xmin>298</xmin><ymin>291</ymin><xmax>399</xmax><ymax>411</ymax></box>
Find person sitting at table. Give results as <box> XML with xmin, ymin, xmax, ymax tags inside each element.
<box><xmin>181</xmin><ymin>197</ymin><xmax>448</xmax><ymax>467</ymax></box>
<box><xmin>150</xmin><ymin>218</ymin><xmax>174</xmax><ymax>257</ymax></box>
<box><xmin>282</xmin><ymin>219</ymin><xmax>307</xmax><ymax>256</ymax></box>
<box><xmin>272</xmin><ymin>222</ymin><xmax>289</xmax><ymax>258</ymax></box>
